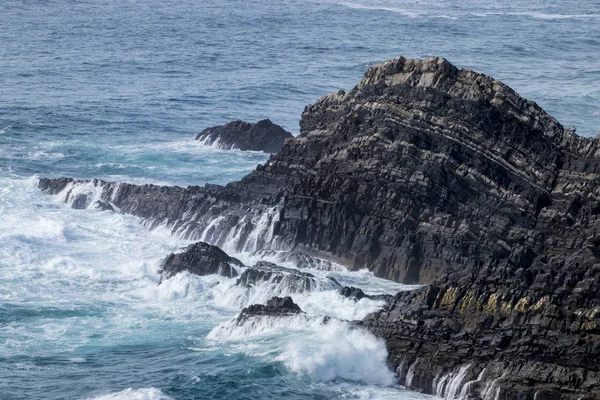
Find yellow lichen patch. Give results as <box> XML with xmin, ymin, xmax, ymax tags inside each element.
<box><xmin>530</xmin><ymin>296</ymin><xmax>550</xmax><ymax>312</ymax></box>
<box><xmin>582</xmin><ymin>321</ymin><xmax>599</xmax><ymax>332</ymax></box>
<box><xmin>483</xmin><ymin>293</ymin><xmax>500</xmax><ymax>315</ymax></box>
<box><xmin>439</xmin><ymin>287</ymin><xmax>458</xmax><ymax>309</ymax></box>
<box><xmin>500</xmin><ymin>298</ymin><xmax>514</xmax><ymax>315</ymax></box>
<box><xmin>457</xmin><ymin>291</ymin><xmax>481</xmax><ymax>313</ymax></box>
<box><xmin>514</xmin><ymin>297</ymin><xmax>530</xmax><ymax>313</ymax></box>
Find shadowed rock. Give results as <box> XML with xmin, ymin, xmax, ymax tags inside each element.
<box><xmin>195</xmin><ymin>119</ymin><xmax>293</xmax><ymax>153</ymax></box>
<box><xmin>160</xmin><ymin>241</ymin><xmax>244</xmax><ymax>279</ymax></box>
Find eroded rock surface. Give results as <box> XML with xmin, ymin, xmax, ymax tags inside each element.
<box><xmin>195</xmin><ymin>119</ymin><xmax>293</xmax><ymax>153</ymax></box>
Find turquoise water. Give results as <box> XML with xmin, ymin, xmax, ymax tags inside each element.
<box><xmin>1</xmin><ymin>0</ymin><xmax>599</xmax><ymax>399</ymax></box>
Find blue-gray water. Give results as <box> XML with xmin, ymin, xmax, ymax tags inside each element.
<box><xmin>1</xmin><ymin>1</ymin><xmax>599</xmax><ymax>399</ymax></box>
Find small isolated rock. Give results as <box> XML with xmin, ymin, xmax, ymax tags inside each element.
<box><xmin>195</xmin><ymin>119</ymin><xmax>293</xmax><ymax>153</ymax></box>
<box><xmin>160</xmin><ymin>241</ymin><xmax>244</xmax><ymax>279</ymax></box>
<box><xmin>236</xmin><ymin>296</ymin><xmax>303</xmax><ymax>324</ymax></box>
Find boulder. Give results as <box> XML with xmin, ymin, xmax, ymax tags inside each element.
<box><xmin>160</xmin><ymin>241</ymin><xmax>244</xmax><ymax>279</ymax></box>
<box><xmin>195</xmin><ymin>119</ymin><xmax>293</xmax><ymax>153</ymax></box>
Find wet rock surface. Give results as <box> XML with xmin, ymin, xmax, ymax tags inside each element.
<box><xmin>160</xmin><ymin>241</ymin><xmax>244</xmax><ymax>279</ymax></box>
<box><xmin>249</xmin><ymin>249</ymin><xmax>336</xmax><ymax>271</ymax></box>
<box><xmin>39</xmin><ymin>57</ymin><xmax>600</xmax><ymax>398</ymax></box>
<box><xmin>236</xmin><ymin>296</ymin><xmax>303</xmax><ymax>324</ymax></box>
<box><xmin>338</xmin><ymin>286</ymin><xmax>392</xmax><ymax>303</ymax></box>
<box><xmin>236</xmin><ymin>261</ymin><xmax>340</xmax><ymax>293</ymax></box>
<box><xmin>195</xmin><ymin>119</ymin><xmax>293</xmax><ymax>153</ymax></box>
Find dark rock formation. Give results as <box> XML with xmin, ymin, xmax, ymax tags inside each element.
<box><xmin>361</xmin><ymin>283</ymin><xmax>600</xmax><ymax>399</ymax></box>
<box><xmin>236</xmin><ymin>261</ymin><xmax>340</xmax><ymax>293</ymax></box>
<box><xmin>338</xmin><ymin>286</ymin><xmax>393</xmax><ymax>303</ymax></box>
<box><xmin>39</xmin><ymin>56</ymin><xmax>600</xmax><ymax>398</ymax></box>
<box><xmin>249</xmin><ymin>249</ymin><xmax>335</xmax><ymax>270</ymax></box>
<box><xmin>195</xmin><ymin>119</ymin><xmax>293</xmax><ymax>153</ymax></box>
<box><xmin>339</xmin><ymin>286</ymin><xmax>368</xmax><ymax>300</ymax></box>
<box><xmin>160</xmin><ymin>241</ymin><xmax>244</xmax><ymax>279</ymax></box>
<box><xmin>236</xmin><ymin>296</ymin><xmax>303</xmax><ymax>324</ymax></box>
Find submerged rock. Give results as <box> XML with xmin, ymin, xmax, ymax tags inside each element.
<box><xmin>195</xmin><ymin>119</ymin><xmax>293</xmax><ymax>153</ymax></box>
<box><xmin>338</xmin><ymin>286</ymin><xmax>393</xmax><ymax>303</ymax></box>
<box><xmin>236</xmin><ymin>296</ymin><xmax>303</xmax><ymax>324</ymax></box>
<box><xmin>339</xmin><ymin>286</ymin><xmax>367</xmax><ymax>300</ymax></box>
<box><xmin>160</xmin><ymin>241</ymin><xmax>244</xmax><ymax>279</ymax></box>
<box><xmin>235</xmin><ymin>261</ymin><xmax>340</xmax><ymax>293</ymax></box>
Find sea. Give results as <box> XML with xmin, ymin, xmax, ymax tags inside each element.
<box><xmin>1</xmin><ymin>0</ymin><xmax>599</xmax><ymax>399</ymax></box>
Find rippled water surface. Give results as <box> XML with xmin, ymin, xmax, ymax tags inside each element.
<box><xmin>1</xmin><ymin>0</ymin><xmax>599</xmax><ymax>399</ymax></box>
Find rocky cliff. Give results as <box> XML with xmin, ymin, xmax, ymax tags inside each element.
<box><xmin>39</xmin><ymin>56</ymin><xmax>600</xmax><ymax>398</ymax></box>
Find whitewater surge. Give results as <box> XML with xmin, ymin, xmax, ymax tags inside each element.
<box><xmin>207</xmin><ymin>313</ymin><xmax>394</xmax><ymax>384</ymax></box>
<box><xmin>87</xmin><ymin>388</ymin><xmax>174</xmax><ymax>400</ymax></box>
<box><xmin>0</xmin><ymin>173</ymin><xmax>423</xmax><ymax>398</ymax></box>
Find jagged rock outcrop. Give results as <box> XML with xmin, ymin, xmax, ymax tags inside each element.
<box><xmin>235</xmin><ymin>261</ymin><xmax>340</xmax><ymax>293</ymax></box>
<box><xmin>39</xmin><ymin>56</ymin><xmax>600</xmax><ymax>398</ymax></box>
<box><xmin>236</xmin><ymin>296</ymin><xmax>303</xmax><ymax>324</ymax></box>
<box><xmin>160</xmin><ymin>241</ymin><xmax>244</xmax><ymax>279</ymax></box>
<box><xmin>195</xmin><ymin>119</ymin><xmax>293</xmax><ymax>153</ymax></box>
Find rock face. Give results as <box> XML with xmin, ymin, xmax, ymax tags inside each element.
<box><xmin>236</xmin><ymin>296</ymin><xmax>303</xmax><ymax>324</ymax></box>
<box><xmin>160</xmin><ymin>241</ymin><xmax>244</xmax><ymax>279</ymax></box>
<box><xmin>39</xmin><ymin>56</ymin><xmax>600</xmax><ymax>398</ymax></box>
<box><xmin>195</xmin><ymin>119</ymin><xmax>293</xmax><ymax>153</ymax></box>
<box><xmin>361</xmin><ymin>284</ymin><xmax>600</xmax><ymax>399</ymax></box>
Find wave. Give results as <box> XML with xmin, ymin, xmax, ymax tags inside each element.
<box><xmin>279</xmin><ymin>318</ymin><xmax>394</xmax><ymax>384</ymax></box>
<box><xmin>324</xmin><ymin>1</ymin><xmax>600</xmax><ymax>21</ymax></box>
<box><xmin>86</xmin><ymin>387</ymin><xmax>173</xmax><ymax>400</ymax></box>
<box><xmin>471</xmin><ymin>11</ymin><xmax>600</xmax><ymax>20</ymax></box>
<box><xmin>27</xmin><ymin>150</ymin><xmax>65</xmax><ymax>160</ymax></box>
<box><xmin>208</xmin><ymin>314</ymin><xmax>394</xmax><ymax>385</ymax></box>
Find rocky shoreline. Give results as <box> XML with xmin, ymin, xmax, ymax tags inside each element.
<box><xmin>39</xmin><ymin>57</ymin><xmax>600</xmax><ymax>399</ymax></box>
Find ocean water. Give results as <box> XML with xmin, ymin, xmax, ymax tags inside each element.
<box><xmin>1</xmin><ymin>0</ymin><xmax>599</xmax><ymax>399</ymax></box>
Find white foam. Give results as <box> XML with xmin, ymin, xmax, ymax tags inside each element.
<box><xmin>471</xmin><ymin>11</ymin><xmax>600</xmax><ymax>20</ymax></box>
<box><xmin>208</xmin><ymin>314</ymin><xmax>394</xmax><ymax>385</ymax></box>
<box><xmin>3</xmin><ymin>174</ymin><xmax>417</xmax><ymax>394</ymax></box>
<box><xmin>277</xmin><ymin>318</ymin><xmax>394</xmax><ymax>384</ymax></box>
<box><xmin>86</xmin><ymin>387</ymin><xmax>173</xmax><ymax>400</ymax></box>
<box><xmin>28</xmin><ymin>150</ymin><xmax>65</xmax><ymax>160</ymax></box>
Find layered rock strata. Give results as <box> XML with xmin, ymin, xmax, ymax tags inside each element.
<box><xmin>39</xmin><ymin>56</ymin><xmax>600</xmax><ymax>398</ymax></box>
